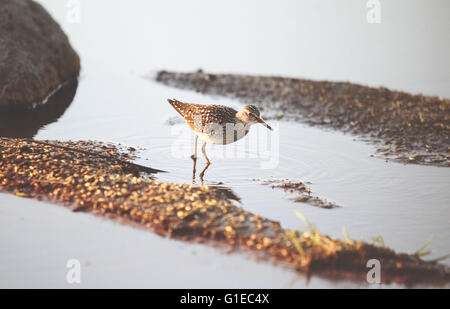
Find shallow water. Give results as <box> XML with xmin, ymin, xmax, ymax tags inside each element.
<box><xmin>0</xmin><ymin>0</ymin><xmax>449</xmax><ymax>288</ymax></box>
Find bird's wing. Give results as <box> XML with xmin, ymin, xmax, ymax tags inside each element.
<box><xmin>168</xmin><ymin>99</ymin><xmax>237</xmax><ymax>133</ymax></box>
<box><xmin>167</xmin><ymin>99</ymin><xmax>188</xmax><ymax>117</ymax></box>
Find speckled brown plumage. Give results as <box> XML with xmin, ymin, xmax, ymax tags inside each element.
<box><xmin>168</xmin><ymin>99</ymin><xmax>239</xmax><ymax>133</ymax></box>
<box><xmin>168</xmin><ymin>98</ymin><xmax>272</xmax><ymax>164</ymax></box>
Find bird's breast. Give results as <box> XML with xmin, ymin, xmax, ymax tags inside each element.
<box><xmin>197</xmin><ymin>124</ymin><xmax>250</xmax><ymax>145</ymax></box>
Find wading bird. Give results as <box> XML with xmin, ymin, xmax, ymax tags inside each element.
<box><xmin>168</xmin><ymin>99</ymin><xmax>273</xmax><ymax>180</ymax></box>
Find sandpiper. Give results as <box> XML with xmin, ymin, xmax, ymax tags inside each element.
<box><xmin>168</xmin><ymin>99</ymin><xmax>272</xmax><ymax>164</ymax></box>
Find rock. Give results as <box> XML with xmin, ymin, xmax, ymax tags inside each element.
<box><xmin>0</xmin><ymin>0</ymin><xmax>80</xmax><ymax>108</ymax></box>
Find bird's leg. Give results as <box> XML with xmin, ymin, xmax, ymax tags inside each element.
<box><xmin>201</xmin><ymin>142</ymin><xmax>210</xmax><ymax>164</ymax></box>
<box><xmin>191</xmin><ymin>135</ymin><xmax>198</xmax><ymax>160</ymax></box>
<box><xmin>199</xmin><ymin>142</ymin><xmax>210</xmax><ymax>183</ymax></box>
<box><xmin>192</xmin><ymin>156</ymin><xmax>197</xmax><ymax>184</ymax></box>
<box><xmin>199</xmin><ymin>162</ymin><xmax>210</xmax><ymax>183</ymax></box>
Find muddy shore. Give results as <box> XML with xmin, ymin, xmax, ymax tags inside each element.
<box><xmin>255</xmin><ymin>178</ymin><xmax>340</xmax><ymax>209</ymax></box>
<box><xmin>156</xmin><ymin>71</ymin><xmax>449</xmax><ymax>167</ymax></box>
<box><xmin>1</xmin><ymin>137</ymin><xmax>449</xmax><ymax>286</ymax></box>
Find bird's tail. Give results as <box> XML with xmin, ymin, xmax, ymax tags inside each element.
<box><xmin>167</xmin><ymin>98</ymin><xmax>187</xmax><ymax>117</ymax></box>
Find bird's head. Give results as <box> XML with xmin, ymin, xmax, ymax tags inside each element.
<box><xmin>236</xmin><ymin>105</ymin><xmax>273</xmax><ymax>130</ymax></box>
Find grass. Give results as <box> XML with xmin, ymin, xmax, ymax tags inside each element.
<box><xmin>286</xmin><ymin>211</ymin><xmax>346</xmax><ymax>256</ymax></box>
<box><xmin>341</xmin><ymin>225</ymin><xmax>354</xmax><ymax>245</ymax></box>
<box><xmin>286</xmin><ymin>230</ymin><xmax>304</xmax><ymax>255</ymax></box>
<box><xmin>370</xmin><ymin>233</ymin><xmax>386</xmax><ymax>248</ymax></box>
<box><xmin>413</xmin><ymin>235</ymin><xmax>435</xmax><ymax>258</ymax></box>
<box><xmin>294</xmin><ymin>210</ymin><xmax>317</xmax><ymax>234</ymax></box>
<box><xmin>288</xmin><ymin>212</ymin><xmax>443</xmax><ymax>262</ymax></box>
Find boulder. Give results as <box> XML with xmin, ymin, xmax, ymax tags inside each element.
<box><xmin>0</xmin><ymin>0</ymin><xmax>80</xmax><ymax>108</ymax></box>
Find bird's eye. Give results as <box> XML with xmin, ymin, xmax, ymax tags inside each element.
<box><xmin>249</xmin><ymin>112</ymin><xmax>254</xmax><ymax>117</ymax></box>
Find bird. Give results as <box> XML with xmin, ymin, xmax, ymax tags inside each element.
<box><xmin>168</xmin><ymin>98</ymin><xmax>272</xmax><ymax>165</ymax></box>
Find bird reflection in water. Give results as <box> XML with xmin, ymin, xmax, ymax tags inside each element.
<box><xmin>192</xmin><ymin>157</ymin><xmax>211</xmax><ymax>184</ymax></box>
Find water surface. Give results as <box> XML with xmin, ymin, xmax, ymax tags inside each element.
<box><xmin>0</xmin><ymin>0</ymin><xmax>449</xmax><ymax>288</ymax></box>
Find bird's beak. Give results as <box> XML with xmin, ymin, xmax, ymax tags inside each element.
<box><xmin>256</xmin><ymin>116</ymin><xmax>273</xmax><ymax>131</ymax></box>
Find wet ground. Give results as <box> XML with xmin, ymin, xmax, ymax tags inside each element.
<box><xmin>1</xmin><ymin>73</ymin><xmax>448</xmax><ymax>287</ymax></box>
<box><xmin>0</xmin><ymin>0</ymin><xmax>449</xmax><ymax>288</ymax></box>
<box><xmin>3</xmin><ymin>138</ymin><xmax>447</xmax><ymax>286</ymax></box>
